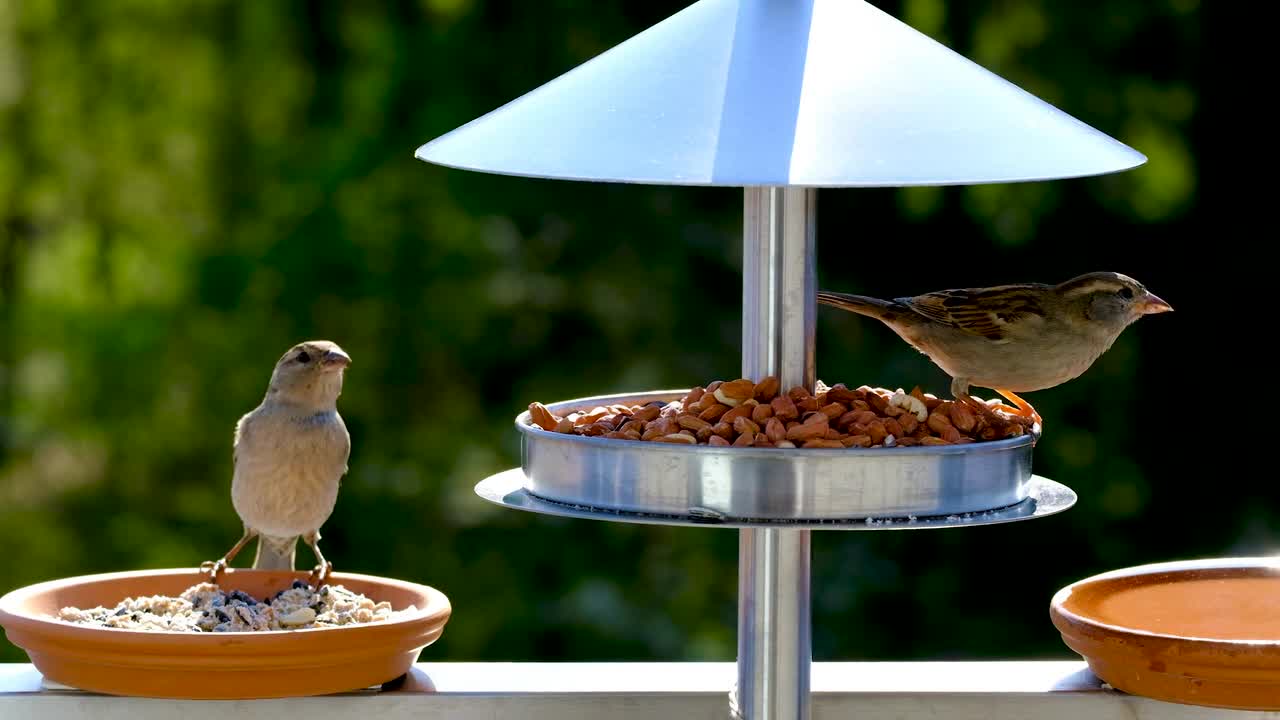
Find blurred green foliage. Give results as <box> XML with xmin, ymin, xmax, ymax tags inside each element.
<box><xmin>1</xmin><ymin>0</ymin><xmax>1209</xmax><ymax>664</ymax></box>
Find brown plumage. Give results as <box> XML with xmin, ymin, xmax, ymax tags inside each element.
<box><xmin>200</xmin><ymin>340</ymin><xmax>352</xmax><ymax>586</ymax></box>
<box><xmin>817</xmin><ymin>272</ymin><xmax>1172</xmax><ymax>424</ymax></box>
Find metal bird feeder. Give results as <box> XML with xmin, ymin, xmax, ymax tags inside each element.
<box><xmin>416</xmin><ymin>0</ymin><xmax>1144</xmax><ymax>718</ymax></box>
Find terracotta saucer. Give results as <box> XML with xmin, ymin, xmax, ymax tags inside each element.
<box><xmin>1051</xmin><ymin>557</ymin><xmax>1280</xmax><ymax>710</ymax></box>
<box><xmin>0</xmin><ymin>568</ymin><xmax>451</xmax><ymax>699</ymax></box>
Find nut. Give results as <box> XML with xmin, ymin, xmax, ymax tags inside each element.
<box><xmin>712</xmin><ymin>421</ymin><xmax>734</xmax><ymax>440</ymax></box>
<box><xmin>708</xmin><ymin>435</ymin><xmax>730</xmax><ymax>446</ymax></box>
<box><xmin>926</xmin><ymin>411</ymin><xmax>953</xmax><ymax>435</ymax></box>
<box><xmin>677</xmin><ymin>414</ymin><xmax>713</xmax><ymax>432</ymax></box>
<box><xmin>853</xmin><ymin>410</ymin><xmax>878</xmax><ymax>426</ymax></box>
<box><xmin>787</xmin><ymin>386</ymin><xmax>812</xmax><ymax>402</ymax></box>
<box><xmin>826</xmin><ymin>385</ymin><xmax>859</xmax><ymax>405</ymax></box>
<box><xmin>889</xmin><ymin>390</ymin><xmax>928</xmax><ymax>422</ymax></box>
<box><xmin>632</xmin><ymin>404</ymin><xmax>662</xmax><ymax>423</ymax></box>
<box><xmin>949</xmin><ymin>402</ymin><xmax>977</xmax><ymax>432</ymax></box>
<box><xmin>864</xmin><ymin>391</ymin><xmax>889</xmax><ymax>414</ymax></box>
<box><xmin>785</xmin><ymin>414</ymin><xmax>829</xmax><ymax>442</ymax></box>
<box><xmin>753</xmin><ymin>376</ymin><xmax>781</xmax><ymax>402</ymax></box>
<box><xmin>722</xmin><ymin>403</ymin><xmax>755</xmax><ymax>425</ymax></box>
<box><xmin>699</xmin><ymin>403</ymin><xmax>730</xmax><ymax>422</ymax></box>
<box><xmin>819</xmin><ymin>402</ymin><xmax>847</xmax><ymax>420</ymax></box>
<box><xmin>713</xmin><ymin>379</ymin><xmax>756</xmax><ymax>407</ymax></box>
<box><xmin>771</xmin><ymin>395</ymin><xmax>800</xmax><ymax>422</ymax></box>
<box><xmin>866</xmin><ymin>420</ymin><xmax>888</xmax><ymax>445</ymax></box>
<box><xmin>732</xmin><ymin>432</ymin><xmax>755</xmax><ymax>447</ymax></box>
<box><xmin>605</xmin><ymin>430</ymin><xmax>642</xmax><ymax>441</ymax></box>
<box><xmin>803</xmin><ymin>439</ymin><xmax>844</xmax><ymax>449</ymax></box>
<box><xmin>883</xmin><ymin>417</ymin><xmax>904</xmax><ymax>439</ymax></box>
<box><xmin>750</xmin><ymin>403</ymin><xmax>774</xmax><ymax>424</ymax></box>
<box><xmin>656</xmin><ymin>433</ymin><xmax>697</xmax><ymax>444</ymax></box>
<box><xmin>682</xmin><ymin>386</ymin><xmax>706</xmax><ymax>406</ymax></box>
<box><xmin>898</xmin><ymin>413</ymin><xmax>919</xmax><ymax>435</ymax></box>
<box><xmin>765</xmin><ymin>417</ymin><xmax>787</xmax><ymax>443</ymax></box>
<box><xmin>529</xmin><ymin>402</ymin><xmax>559</xmax><ymax>431</ymax></box>
<box><xmin>579</xmin><ymin>422</ymin><xmax>611</xmax><ymax>436</ymax></box>
<box><xmin>733</xmin><ymin>416</ymin><xmax>761</xmax><ymax>436</ymax></box>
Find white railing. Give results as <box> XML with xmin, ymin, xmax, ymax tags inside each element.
<box><xmin>0</xmin><ymin>662</ymin><xmax>1262</xmax><ymax>719</ymax></box>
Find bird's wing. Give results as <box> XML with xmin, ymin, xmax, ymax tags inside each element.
<box><xmin>335</xmin><ymin>413</ymin><xmax>351</xmax><ymax>476</ymax></box>
<box><xmin>896</xmin><ymin>284</ymin><xmax>1048</xmax><ymax>342</ymax></box>
<box><xmin>232</xmin><ymin>410</ymin><xmax>257</xmax><ymax>471</ymax></box>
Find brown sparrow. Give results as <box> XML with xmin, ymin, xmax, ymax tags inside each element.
<box><xmin>816</xmin><ymin>272</ymin><xmax>1172</xmax><ymax>425</ymax></box>
<box><xmin>201</xmin><ymin>341</ymin><xmax>351</xmax><ymax>586</ymax></box>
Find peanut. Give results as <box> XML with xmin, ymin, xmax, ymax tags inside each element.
<box><xmin>753</xmin><ymin>376</ymin><xmax>781</xmax><ymax>402</ymax></box>
<box><xmin>765</xmin><ymin>417</ymin><xmax>787</xmax><ymax>443</ymax></box>
<box><xmin>529</xmin><ymin>402</ymin><xmax>559</xmax><ymax>431</ymax></box>
<box><xmin>751</xmin><ymin>403</ymin><xmax>774</xmax><ymax>424</ymax></box>
<box><xmin>677</xmin><ymin>414</ymin><xmax>713</xmax><ymax>432</ymax></box>
<box><xmin>771</xmin><ymin>395</ymin><xmax>800</xmax><ymax>422</ymax></box>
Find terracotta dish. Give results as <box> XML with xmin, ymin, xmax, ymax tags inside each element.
<box><xmin>0</xmin><ymin>568</ymin><xmax>451</xmax><ymax>699</ymax></box>
<box><xmin>1051</xmin><ymin>557</ymin><xmax>1280</xmax><ymax>710</ymax></box>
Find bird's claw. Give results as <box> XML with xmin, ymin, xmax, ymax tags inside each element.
<box><xmin>308</xmin><ymin>561</ymin><xmax>333</xmax><ymax>588</ymax></box>
<box><xmin>199</xmin><ymin>559</ymin><xmax>228</xmax><ymax>584</ymax></box>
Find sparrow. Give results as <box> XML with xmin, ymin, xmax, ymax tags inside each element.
<box><xmin>816</xmin><ymin>272</ymin><xmax>1172</xmax><ymax>426</ymax></box>
<box><xmin>201</xmin><ymin>341</ymin><xmax>352</xmax><ymax>585</ymax></box>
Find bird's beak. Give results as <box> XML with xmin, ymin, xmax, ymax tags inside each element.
<box><xmin>321</xmin><ymin>348</ymin><xmax>351</xmax><ymax>369</ymax></box>
<box><xmin>1137</xmin><ymin>292</ymin><xmax>1173</xmax><ymax>315</ymax></box>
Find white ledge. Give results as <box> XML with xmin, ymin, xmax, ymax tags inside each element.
<box><xmin>0</xmin><ymin>662</ymin><xmax>1265</xmax><ymax>719</ymax></box>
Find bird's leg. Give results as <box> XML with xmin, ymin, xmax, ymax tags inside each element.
<box><xmin>995</xmin><ymin>389</ymin><xmax>1042</xmax><ymax>426</ymax></box>
<box><xmin>304</xmin><ymin>530</ymin><xmax>333</xmax><ymax>587</ymax></box>
<box><xmin>951</xmin><ymin>377</ymin><xmax>1011</xmax><ymax>415</ymax></box>
<box><xmin>200</xmin><ymin>529</ymin><xmax>256</xmax><ymax>583</ymax></box>
<box><xmin>950</xmin><ymin>377</ymin><xmax>1028</xmax><ymax>431</ymax></box>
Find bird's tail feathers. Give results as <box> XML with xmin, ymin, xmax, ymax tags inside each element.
<box><xmin>253</xmin><ymin>534</ymin><xmax>297</xmax><ymax>571</ymax></box>
<box><xmin>815</xmin><ymin>290</ymin><xmax>899</xmax><ymax>320</ymax></box>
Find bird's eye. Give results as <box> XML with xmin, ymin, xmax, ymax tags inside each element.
<box><xmin>296</xmin><ymin>351</ymin><xmax>311</xmax><ymax>363</ymax></box>
<box><xmin>1118</xmin><ymin>287</ymin><xmax>1134</xmax><ymax>300</ymax></box>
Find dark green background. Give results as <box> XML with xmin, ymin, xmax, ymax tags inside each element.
<box><xmin>1</xmin><ymin>0</ymin><xmax>1219</xmax><ymax>663</ymax></box>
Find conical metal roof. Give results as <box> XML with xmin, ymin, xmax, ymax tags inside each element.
<box><xmin>416</xmin><ymin>0</ymin><xmax>1145</xmax><ymax>187</ymax></box>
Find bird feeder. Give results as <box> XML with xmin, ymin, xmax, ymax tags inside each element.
<box><xmin>416</xmin><ymin>0</ymin><xmax>1144</xmax><ymax>718</ymax></box>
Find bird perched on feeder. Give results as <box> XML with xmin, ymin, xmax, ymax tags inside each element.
<box><xmin>201</xmin><ymin>340</ymin><xmax>352</xmax><ymax>586</ymax></box>
<box><xmin>816</xmin><ymin>272</ymin><xmax>1171</xmax><ymax>426</ymax></box>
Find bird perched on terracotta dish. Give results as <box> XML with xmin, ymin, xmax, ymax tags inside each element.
<box><xmin>816</xmin><ymin>272</ymin><xmax>1171</xmax><ymax>426</ymax></box>
<box><xmin>201</xmin><ymin>341</ymin><xmax>352</xmax><ymax>586</ymax></box>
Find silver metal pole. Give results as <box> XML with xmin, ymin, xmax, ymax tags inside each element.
<box><xmin>734</xmin><ymin>186</ymin><xmax>816</xmax><ymax>720</ymax></box>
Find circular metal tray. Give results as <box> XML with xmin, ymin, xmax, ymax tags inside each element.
<box><xmin>516</xmin><ymin>390</ymin><xmax>1047</xmax><ymax>522</ymax></box>
<box><xmin>477</xmin><ymin>469</ymin><xmax>1075</xmax><ymax>529</ymax></box>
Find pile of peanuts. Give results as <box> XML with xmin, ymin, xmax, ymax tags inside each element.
<box><xmin>527</xmin><ymin>377</ymin><xmax>1033</xmax><ymax>449</ymax></box>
